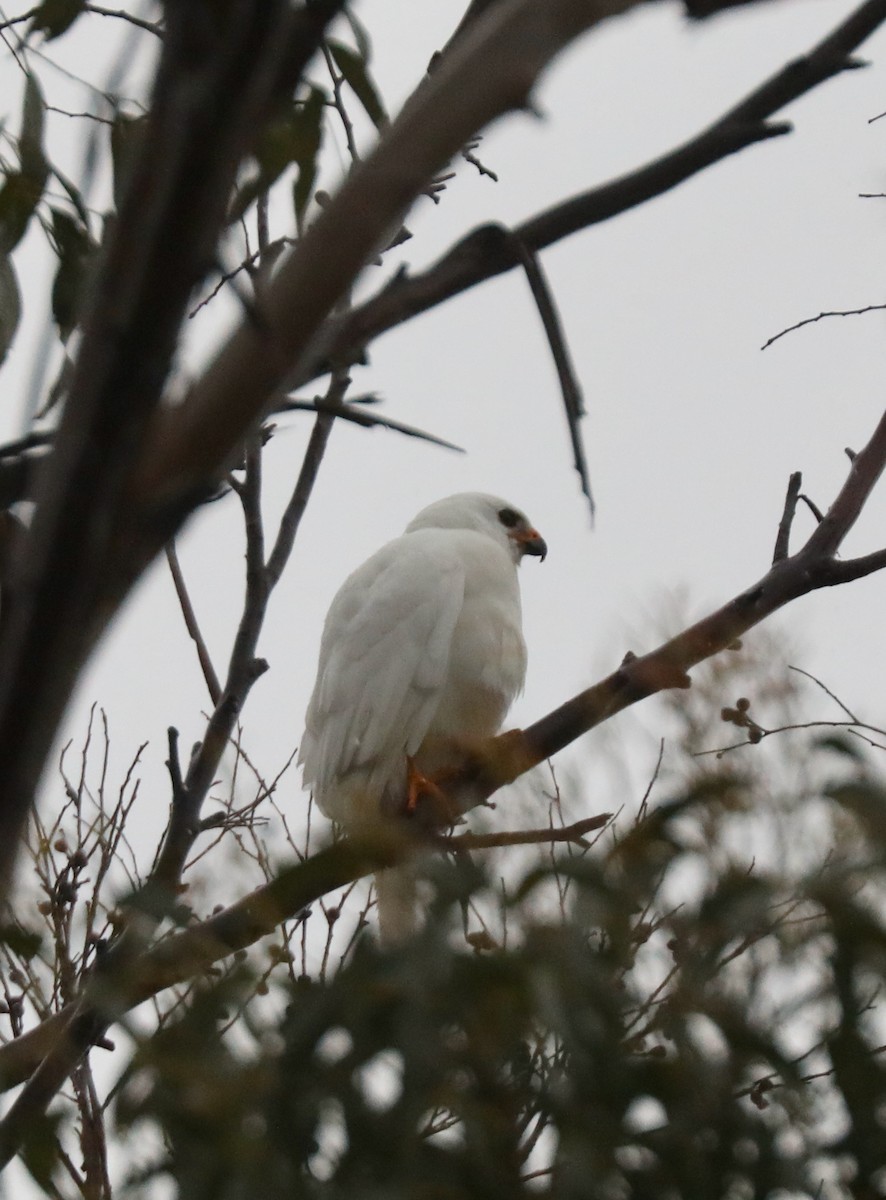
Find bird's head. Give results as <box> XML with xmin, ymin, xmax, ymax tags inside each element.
<box><xmin>406</xmin><ymin>493</ymin><xmax>547</xmax><ymax>565</ymax></box>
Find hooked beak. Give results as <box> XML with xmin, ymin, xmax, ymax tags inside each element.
<box><xmin>511</xmin><ymin>526</ymin><xmax>547</xmax><ymax>562</ymax></box>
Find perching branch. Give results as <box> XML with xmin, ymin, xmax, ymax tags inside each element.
<box><xmin>457</xmin><ymin>404</ymin><xmax>886</xmax><ymax>803</ymax></box>
<box><xmin>4</xmin><ymin>408</ymin><xmax>886</xmax><ymax>1102</ymax></box>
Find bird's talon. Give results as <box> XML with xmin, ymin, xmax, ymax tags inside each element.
<box><xmin>405</xmin><ymin>756</ymin><xmax>460</xmax><ymax>823</ymax></box>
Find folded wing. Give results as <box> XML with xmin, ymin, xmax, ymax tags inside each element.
<box><xmin>300</xmin><ymin>533</ymin><xmax>466</xmax><ymax>819</ymax></box>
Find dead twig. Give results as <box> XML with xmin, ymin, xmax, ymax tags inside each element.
<box><xmin>762</xmin><ymin>303</ymin><xmax>886</xmax><ymax>351</ymax></box>
<box><xmin>510</xmin><ymin>234</ymin><xmax>593</xmax><ymax>518</ymax></box>
<box><xmin>439</xmin><ymin>812</ymin><xmax>612</xmax><ymax>851</ymax></box>
<box><xmin>165</xmin><ymin>542</ymin><xmax>222</xmax><ymax>705</ymax></box>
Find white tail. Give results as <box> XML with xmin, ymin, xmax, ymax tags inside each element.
<box><xmin>374</xmin><ymin>865</ymin><xmax>417</xmax><ymax>945</ymax></box>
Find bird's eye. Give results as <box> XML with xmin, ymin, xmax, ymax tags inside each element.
<box><xmin>498</xmin><ymin>507</ymin><xmax>521</xmax><ymax>528</ymax></box>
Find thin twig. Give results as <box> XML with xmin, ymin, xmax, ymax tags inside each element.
<box><xmin>788</xmin><ymin>664</ymin><xmax>859</xmax><ymax>722</ymax></box>
<box><xmin>762</xmin><ymin>303</ymin><xmax>886</xmax><ymax>350</ymax></box>
<box><xmin>439</xmin><ymin>812</ymin><xmax>612</xmax><ymax>851</ymax></box>
<box><xmin>293</xmin><ymin>0</ymin><xmax>886</xmax><ymax>392</ymax></box>
<box><xmin>510</xmin><ymin>233</ymin><xmax>593</xmax><ymax>518</ymax></box>
<box><xmin>165</xmin><ymin>542</ymin><xmax>222</xmax><ymax>705</ymax></box>
<box><xmin>277</xmin><ymin>396</ymin><xmax>465</xmax><ymax>454</ymax></box>
<box><xmin>772</xmin><ymin>471</ymin><xmax>802</xmax><ymax>563</ymax></box>
<box><xmin>266</xmin><ymin>409</ymin><xmax>336</xmax><ymax>586</ymax></box>
<box><xmin>84</xmin><ymin>4</ymin><xmax>162</xmax><ymax>36</ymax></box>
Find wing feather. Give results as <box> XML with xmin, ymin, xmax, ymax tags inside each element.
<box><xmin>300</xmin><ymin>531</ymin><xmax>466</xmax><ymax>813</ymax></box>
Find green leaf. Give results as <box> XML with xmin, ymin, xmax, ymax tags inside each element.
<box><xmin>827</xmin><ymin>778</ymin><xmax>886</xmax><ymax>844</ymax></box>
<box><xmin>0</xmin><ymin>75</ymin><xmax>49</xmax><ymax>251</ymax></box>
<box><xmin>19</xmin><ymin>1108</ymin><xmax>61</xmax><ymax>1191</ymax></box>
<box><xmin>229</xmin><ymin>87</ymin><xmax>325</xmax><ymax>224</ymax></box>
<box><xmin>0</xmin><ymin>171</ymin><xmax>43</xmax><ymax>251</ymax></box>
<box><xmin>52</xmin><ymin>164</ymin><xmax>90</xmax><ymax>225</ymax></box>
<box><xmin>812</xmin><ymin>732</ymin><xmax>865</xmax><ymax>761</ymax></box>
<box><xmin>292</xmin><ymin>87</ymin><xmax>325</xmax><ymax>221</ymax></box>
<box><xmin>29</xmin><ymin>0</ymin><xmax>86</xmax><ymax>39</ymax></box>
<box><xmin>0</xmin><ymin>252</ymin><xmax>21</xmax><ymax>365</ymax></box>
<box><xmin>49</xmin><ymin>207</ymin><xmax>97</xmax><ymax>341</ymax></box>
<box><xmin>328</xmin><ymin>40</ymin><xmax>388</xmax><ymax>130</ymax></box>
<box><xmin>0</xmin><ymin>921</ymin><xmax>40</xmax><ymax>960</ymax></box>
<box><xmin>19</xmin><ymin>73</ymin><xmax>46</xmax><ymax>179</ymax></box>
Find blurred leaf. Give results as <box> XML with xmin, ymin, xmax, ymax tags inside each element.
<box><xmin>0</xmin><ymin>76</ymin><xmax>49</xmax><ymax>252</ymax></box>
<box><xmin>52</xmin><ymin>165</ymin><xmax>91</xmax><ymax>225</ymax></box>
<box><xmin>829</xmin><ymin>944</ymin><xmax>886</xmax><ymax>1183</ymax></box>
<box><xmin>49</xmin><ymin>206</ymin><xmax>98</xmax><ymax>341</ymax></box>
<box><xmin>29</xmin><ymin>0</ymin><xmax>86</xmax><ymax>39</ymax></box>
<box><xmin>110</xmin><ymin>112</ymin><xmax>147</xmax><ymax>212</ymax></box>
<box><xmin>230</xmin><ymin>87</ymin><xmax>326</xmax><ymax>224</ymax></box>
<box><xmin>813</xmin><ymin>732</ymin><xmax>866</xmax><ymax>760</ymax></box>
<box><xmin>827</xmin><ymin>778</ymin><xmax>886</xmax><ymax>845</ymax></box>
<box><xmin>344</xmin><ymin>10</ymin><xmax>372</xmax><ymax>62</ymax></box>
<box><xmin>39</xmin><ymin>350</ymin><xmax>74</xmax><ymax>417</ymax></box>
<box><xmin>0</xmin><ymin>921</ymin><xmax>40</xmax><ymax>959</ymax></box>
<box><xmin>292</xmin><ymin>87</ymin><xmax>325</xmax><ymax>221</ymax></box>
<box><xmin>19</xmin><ymin>73</ymin><xmax>46</xmax><ymax>179</ymax></box>
<box><xmin>19</xmin><ymin>1108</ymin><xmax>61</xmax><ymax>1191</ymax></box>
<box><xmin>0</xmin><ymin>171</ymin><xmax>44</xmax><ymax>251</ymax></box>
<box><xmin>0</xmin><ymin>252</ymin><xmax>21</xmax><ymax>365</ymax></box>
<box><xmin>328</xmin><ymin>39</ymin><xmax>388</xmax><ymax>130</ymax></box>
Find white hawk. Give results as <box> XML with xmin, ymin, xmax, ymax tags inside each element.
<box><xmin>299</xmin><ymin>492</ymin><xmax>546</xmax><ymax>940</ymax></box>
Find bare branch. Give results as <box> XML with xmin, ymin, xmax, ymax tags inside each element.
<box><xmin>277</xmin><ymin>397</ymin><xmax>466</xmax><ymax>454</ymax></box>
<box><xmin>511</xmin><ymin>234</ymin><xmax>593</xmax><ymax>517</ymax></box>
<box><xmin>440</xmin><ymin>812</ymin><xmax>612</xmax><ymax>850</ymax></box>
<box><xmin>165</xmin><ymin>542</ymin><xmax>222</xmax><ymax>705</ymax></box>
<box><xmin>132</xmin><ymin>0</ymin><xmax>643</xmax><ymax>505</ymax></box>
<box><xmin>84</xmin><ymin>4</ymin><xmax>162</xmax><ymax>36</ymax></box>
<box><xmin>761</xmin><ymin>302</ymin><xmax>886</xmax><ymax>350</ymax></box>
<box><xmin>435</xmin><ymin>406</ymin><xmax>886</xmax><ymax>808</ymax></box>
<box><xmin>296</xmin><ymin>0</ymin><xmax>886</xmax><ymax>391</ymax></box>
<box><xmin>266</xmin><ymin>412</ymin><xmax>335</xmax><ymax>587</ymax></box>
<box><xmin>772</xmin><ymin>471</ymin><xmax>802</xmax><ymax>563</ymax></box>
<box><xmin>0</xmin><ymin>0</ymin><xmax>347</xmax><ymax>896</ymax></box>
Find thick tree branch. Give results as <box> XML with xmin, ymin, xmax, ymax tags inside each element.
<box><xmin>294</xmin><ymin>0</ymin><xmax>886</xmax><ymax>389</ymax></box>
<box><xmin>131</xmin><ymin>0</ymin><xmax>641</xmax><ymax>506</ymax></box>
<box><xmin>0</xmin><ymin>0</ymin><xmax>346</xmax><ymax>896</ymax></box>
<box><xmin>0</xmin><ymin>406</ymin><xmax>339</xmax><ymax>1156</ymax></box>
<box><xmin>455</xmin><ymin>407</ymin><xmax>886</xmax><ymax>800</ymax></box>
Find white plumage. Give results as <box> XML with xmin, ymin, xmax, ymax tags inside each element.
<box><xmin>299</xmin><ymin>493</ymin><xmax>546</xmax><ymax>940</ymax></box>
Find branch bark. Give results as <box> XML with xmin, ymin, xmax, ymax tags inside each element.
<box><xmin>293</xmin><ymin>0</ymin><xmax>886</xmax><ymax>390</ymax></box>
<box><xmin>131</xmin><ymin>0</ymin><xmax>641</xmax><ymax>507</ymax></box>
